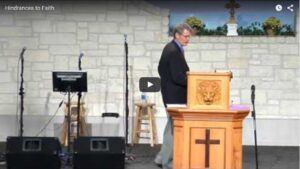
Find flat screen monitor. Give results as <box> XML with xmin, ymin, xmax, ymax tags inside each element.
<box><xmin>52</xmin><ymin>71</ymin><xmax>87</xmax><ymax>92</ymax></box>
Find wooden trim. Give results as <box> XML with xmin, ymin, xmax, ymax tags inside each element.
<box><xmin>187</xmin><ymin>72</ymin><xmax>232</xmax><ymax>77</ymax></box>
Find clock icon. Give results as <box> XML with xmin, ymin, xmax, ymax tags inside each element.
<box><xmin>275</xmin><ymin>4</ymin><xmax>283</xmax><ymax>12</ymax></box>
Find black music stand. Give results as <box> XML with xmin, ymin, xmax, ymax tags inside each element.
<box><xmin>52</xmin><ymin>71</ymin><xmax>87</xmax><ymax>156</ymax></box>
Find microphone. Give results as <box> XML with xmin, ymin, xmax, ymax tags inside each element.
<box><xmin>20</xmin><ymin>47</ymin><xmax>26</xmax><ymax>59</ymax></box>
<box><xmin>251</xmin><ymin>85</ymin><xmax>255</xmax><ymax>104</ymax></box>
<box><xmin>79</xmin><ymin>50</ymin><xmax>84</xmax><ymax>59</ymax></box>
<box><xmin>78</xmin><ymin>50</ymin><xmax>84</xmax><ymax>71</ymax></box>
<box><xmin>124</xmin><ymin>34</ymin><xmax>128</xmax><ymax>57</ymax></box>
<box><xmin>21</xmin><ymin>47</ymin><xmax>26</xmax><ymax>54</ymax></box>
<box><xmin>124</xmin><ymin>34</ymin><xmax>127</xmax><ymax>43</ymax></box>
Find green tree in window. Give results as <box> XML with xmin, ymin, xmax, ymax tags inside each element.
<box><xmin>262</xmin><ymin>17</ymin><xmax>281</xmax><ymax>35</ymax></box>
<box><xmin>185</xmin><ymin>16</ymin><xmax>204</xmax><ymax>34</ymax></box>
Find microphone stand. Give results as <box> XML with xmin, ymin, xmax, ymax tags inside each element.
<box><xmin>251</xmin><ymin>85</ymin><xmax>259</xmax><ymax>169</ymax></box>
<box><xmin>123</xmin><ymin>34</ymin><xmax>135</xmax><ymax>161</ymax></box>
<box><xmin>67</xmin><ymin>87</ymin><xmax>71</xmax><ymax>153</ymax></box>
<box><xmin>64</xmin><ymin>86</ymin><xmax>72</xmax><ymax>166</ymax></box>
<box><xmin>65</xmin><ymin>53</ymin><xmax>83</xmax><ymax>166</ymax></box>
<box><xmin>77</xmin><ymin>54</ymin><xmax>82</xmax><ymax>138</ymax></box>
<box><xmin>124</xmin><ymin>35</ymin><xmax>129</xmax><ymax>145</ymax></box>
<box><xmin>19</xmin><ymin>47</ymin><xmax>26</xmax><ymax>137</ymax></box>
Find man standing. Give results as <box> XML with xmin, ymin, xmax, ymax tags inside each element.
<box><xmin>155</xmin><ymin>23</ymin><xmax>193</xmax><ymax>169</ymax></box>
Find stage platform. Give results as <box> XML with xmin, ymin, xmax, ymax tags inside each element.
<box><xmin>0</xmin><ymin>143</ymin><xmax>298</xmax><ymax>169</ymax></box>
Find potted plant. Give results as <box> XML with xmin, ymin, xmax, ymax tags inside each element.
<box><xmin>185</xmin><ymin>16</ymin><xmax>204</xmax><ymax>35</ymax></box>
<box><xmin>262</xmin><ymin>17</ymin><xmax>281</xmax><ymax>36</ymax></box>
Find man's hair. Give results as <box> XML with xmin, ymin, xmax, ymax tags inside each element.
<box><xmin>172</xmin><ymin>23</ymin><xmax>193</xmax><ymax>38</ymax></box>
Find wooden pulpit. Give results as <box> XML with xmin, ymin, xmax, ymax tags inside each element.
<box><xmin>168</xmin><ymin>72</ymin><xmax>250</xmax><ymax>169</ymax></box>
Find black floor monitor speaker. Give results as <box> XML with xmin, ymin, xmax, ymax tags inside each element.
<box><xmin>73</xmin><ymin>136</ymin><xmax>125</xmax><ymax>169</ymax></box>
<box><xmin>6</xmin><ymin>136</ymin><xmax>61</xmax><ymax>169</ymax></box>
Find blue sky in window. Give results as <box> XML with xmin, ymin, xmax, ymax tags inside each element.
<box><xmin>147</xmin><ymin>0</ymin><xmax>298</xmax><ymax>29</ymax></box>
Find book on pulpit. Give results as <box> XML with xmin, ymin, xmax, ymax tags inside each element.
<box><xmin>166</xmin><ymin>104</ymin><xmax>187</xmax><ymax>108</ymax></box>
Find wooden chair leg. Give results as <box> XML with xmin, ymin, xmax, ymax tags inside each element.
<box><xmin>136</xmin><ymin>107</ymin><xmax>142</xmax><ymax>143</ymax></box>
<box><xmin>147</xmin><ymin>107</ymin><xmax>154</xmax><ymax>147</ymax></box>
<box><xmin>132</xmin><ymin>106</ymin><xmax>141</xmax><ymax>145</ymax></box>
<box><xmin>151</xmin><ymin>106</ymin><xmax>158</xmax><ymax>145</ymax></box>
<box><xmin>61</xmin><ymin>118</ymin><xmax>68</xmax><ymax>146</ymax></box>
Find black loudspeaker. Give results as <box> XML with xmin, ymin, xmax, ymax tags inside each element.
<box><xmin>73</xmin><ymin>137</ymin><xmax>125</xmax><ymax>169</ymax></box>
<box><xmin>6</xmin><ymin>136</ymin><xmax>61</xmax><ymax>169</ymax></box>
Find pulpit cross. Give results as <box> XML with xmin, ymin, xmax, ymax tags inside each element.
<box><xmin>195</xmin><ymin>129</ymin><xmax>220</xmax><ymax>168</ymax></box>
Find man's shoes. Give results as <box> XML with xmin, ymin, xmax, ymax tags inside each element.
<box><xmin>154</xmin><ymin>152</ymin><xmax>162</xmax><ymax>168</ymax></box>
<box><xmin>0</xmin><ymin>153</ymin><xmax>6</xmax><ymax>165</ymax></box>
<box><xmin>154</xmin><ymin>162</ymin><xmax>162</xmax><ymax>168</ymax></box>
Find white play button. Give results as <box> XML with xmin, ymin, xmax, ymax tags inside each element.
<box><xmin>147</xmin><ymin>81</ymin><xmax>153</xmax><ymax>88</ymax></box>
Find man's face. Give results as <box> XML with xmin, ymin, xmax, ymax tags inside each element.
<box><xmin>175</xmin><ymin>29</ymin><xmax>192</xmax><ymax>46</ymax></box>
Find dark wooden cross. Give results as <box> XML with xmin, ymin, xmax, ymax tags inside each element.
<box><xmin>195</xmin><ymin>129</ymin><xmax>220</xmax><ymax>168</ymax></box>
<box><xmin>225</xmin><ymin>0</ymin><xmax>240</xmax><ymax>23</ymax></box>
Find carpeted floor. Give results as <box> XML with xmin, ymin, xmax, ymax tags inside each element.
<box><xmin>0</xmin><ymin>142</ymin><xmax>298</xmax><ymax>169</ymax></box>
